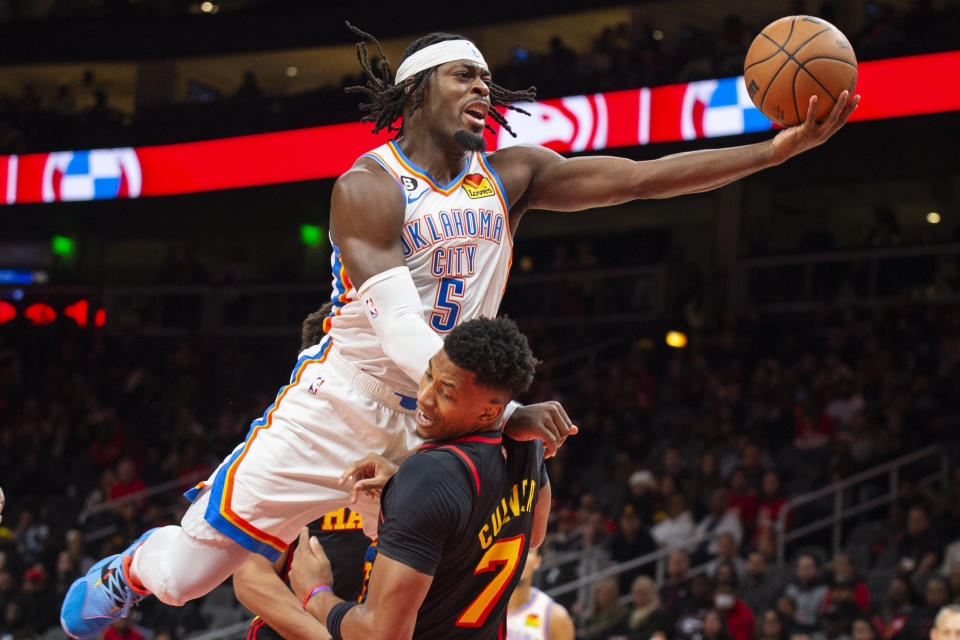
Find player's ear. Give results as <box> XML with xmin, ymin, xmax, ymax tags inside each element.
<box><xmin>477</xmin><ymin>400</ymin><xmax>504</xmax><ymax>427</ymax></box>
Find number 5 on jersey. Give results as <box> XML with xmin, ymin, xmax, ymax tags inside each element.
<box><xmin>430</xmin><ymin>277</ymin><xmax>465</xmax><ymax>333</ymax></box>
<box><xmin>456</xmin><ymin>535</ymin><xmax>525</xmax><ymax>628</ymax></box>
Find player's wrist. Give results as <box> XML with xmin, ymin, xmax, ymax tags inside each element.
<box><xmin>301</xmin><ymin>583</ymin><xmax>332</xmax><ymax>609</ymax></box>
<box><xmin>501</xmin><ymin>401</ymin><xmax>522</xmax><ymax>425</ymax></box>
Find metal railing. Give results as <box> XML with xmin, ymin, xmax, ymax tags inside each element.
<box><xmin>1</xmin><ymin>264</ymin><xmax>666</xmax><ymax>336</ymax></box>
<box><xmin>541</xmin><ymin>445</ymin><xmax>949</xmax><ymax>616</ymax></box>
<box><xmin>774</xmin><ymin>443</ymin><xmax>948</xmax><ymax>565</ymax></box>
<box><xmin>734</xmin><ymin>242</ymin><xmax>960</xmax><ymax>312</ymax></box>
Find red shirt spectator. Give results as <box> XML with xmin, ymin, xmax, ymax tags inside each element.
<box><xmin>728</xmin><ymin>467</ymin><xmax>758</xmax><ymax>528</ymax></box>
<box><xmin>108</xmin><ymin>458</ymin><xmax>146</xmax><ymax>501</ymax></box>
<box><xmin>716</xmin><ymin>586</ymin><xmax>755</xmax><ymax>640</ymax></box>
<box><xmin>103</xmin><ymin>619</ymin><xmax>145</xmax><ymax>640</ymax></box>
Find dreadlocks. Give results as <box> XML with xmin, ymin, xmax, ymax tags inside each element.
<box><xmin>344</xmin><ymin>22</ymin><xmax>536</xmax><ymax>139</ymax></box>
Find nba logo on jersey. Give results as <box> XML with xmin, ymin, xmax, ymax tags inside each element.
<box><xmin>365</xmin><ymin>297</ymin><xmax>379</xmax><ymax>319</ymax></box>
<box><xmin>462</xmin><ymin>173</ymin><xmax>495</xmax><ymax>199</ymax></box>
<box><xmin>307</xmin><ymin>377</ymin><xmax>325</xmax><ymax>395</ymax></box>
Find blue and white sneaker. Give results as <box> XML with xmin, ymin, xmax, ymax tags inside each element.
<box><xmin>60</xmin><ymin>528</ymin><xmax>157</xmax><ymax>639</ymax></box>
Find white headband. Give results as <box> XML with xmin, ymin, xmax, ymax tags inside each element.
<box><xmin>394</xmin><ymin>39</ymin><xmax>488</xmax><ymax>85</ymax></box>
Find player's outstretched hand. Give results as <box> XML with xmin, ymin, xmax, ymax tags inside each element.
<box><xmin>289</xmin><ymin>526</ymin><xmax>335</xmax><ymax>602</ymax></box>
<box><xmin>771</xmin><ymin>90</ymin><xmax>860</xmax><ymax>161</ymax></box>
<box><xmin>503</xmin><ymin>401</ymin><xmax>578</xmax><ymax>459</ymax></box>
<box><xmin>340</xmin><ymin>453</ymin><xmax>399</xmax><ymax>503</ymax></box>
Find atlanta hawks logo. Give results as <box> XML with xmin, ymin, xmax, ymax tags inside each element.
<box><xmin>462</xmin><ymin>173</ymin><xmax>495</xmax><ymax>199</ymax></box>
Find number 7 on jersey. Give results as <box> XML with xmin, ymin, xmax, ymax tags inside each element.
<box><xmin>456</xmin><ymin>535</ymin><xmax>525</xmax><ymax>628</ymax></box>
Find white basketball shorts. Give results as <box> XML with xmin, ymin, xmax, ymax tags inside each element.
<box><xmin>182</xmin><ymin>336</ymin><xmax>422</xmax><ymax>561</ymax></box>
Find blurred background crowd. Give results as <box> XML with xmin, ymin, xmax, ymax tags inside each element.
<box><xmin>0</xmin><ymin>0</ymin><xmax>958</xmax><ymax>154</ymax></box>
<box><xmin>2</xmin><ymin>0</ymin><xmax>960</xmax><ymax>639</ymax></box>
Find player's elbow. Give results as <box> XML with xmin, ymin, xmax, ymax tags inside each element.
<box><xmin>231</xmin><ymin>561</ymin><xmax>269</xmax><ymax>613</ymax></box>
<box><xmin>231</xmin><ymin>575</ymin><xmax>257</xmax><ymax>612</ymax></box>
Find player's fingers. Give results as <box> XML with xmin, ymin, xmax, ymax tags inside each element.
<box><xmin>827</xmin><ymin>90</ymin><xmax>849</xmax><ymax>124</ymax></box>
<box><xmin>803</xmin><ymin>94</ymin><xmax>817</xmax><ymax>126</ymax></box>
<box><xmin>309</xmin><ymin>535</ymin><xmax>323</xmax><ymax>556</ymax></box>
<box><xmin>838</xmin><ymin>94</ymin><xmax>860</xmax><ymax>122</ymax></box>
<box><xmin>298</xmin><ymin>526</ymin><xmax>310</xmax><ymax>549</ymax></box>
<box><xmin>551</xmin><ymin>403</ymin><xmax>575</xmax><ymax>437</ymax></box>
<box><xmin>354</xmin><ymin>479</ymin><xmax>378</xmax><ymax>495</ymax></box>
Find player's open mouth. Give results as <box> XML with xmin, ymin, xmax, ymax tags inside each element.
<box><xmin>463</xmin><ymin>102</ymin><xmax>489</xmax><ymax>128</ymax></box>
<box><xmin>416</xmin><ymin>409</ymin><xmax>435</xmax><ymax>427</ymax></box>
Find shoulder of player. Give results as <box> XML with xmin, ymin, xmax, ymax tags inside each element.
<box><xmin>486</xmin><ymin>144</ymin><xmax>562</xmax><ymax>173</ymax></box>
<box><xmin>547</xmin><ymin>596</ymin><xmax>575</xmax><ymax>639</ymax></box>
<box><xmin>332</xmin><ymin>158</ymin><xmax>403</xmax><ymax>211</ymax></box>
<box><xmin>503</xmin><ymin>434</ymin><xmax>544</xmax><ymax>459</ymax></box>
<box><xmin>397</xmin><ymin>445</ymin><xmax>477</xmax><ymax>488</ymax></box>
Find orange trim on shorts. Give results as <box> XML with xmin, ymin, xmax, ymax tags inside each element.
<box><xmin>217</xmin><ymin>342</ymin><xmax>334</xmax><ymax>553</ymax></box>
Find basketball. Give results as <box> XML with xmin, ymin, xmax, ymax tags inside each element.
<box><xmin>743</xmin><ymin>15</ymin><xmax>857</xmax><ymax>127</ymax></box>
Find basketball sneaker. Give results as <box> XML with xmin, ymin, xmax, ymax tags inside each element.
<box><xmin>60</xmin><ymin>528</ymin><xmax>156</xmax><ymax>639</ymax></box>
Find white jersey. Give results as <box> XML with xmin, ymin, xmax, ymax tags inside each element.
<box><xmin>325</xmin><ymin>140</ymin><xmax>514</xmax><ymax>393</ymax></box>
<box><xmin>507</xmin><ymin>587</ymin><xmax>555</xmax><ymax>640</ymax></box>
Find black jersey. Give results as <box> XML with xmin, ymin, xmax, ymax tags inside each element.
<box><xmin>247</xmin><ymin>508</ymin><xmax>372</xmax><ymax>640</ymax></box>
<box><xmin>376</xmin><ymin>430</ymin><xmax>547</xmax><ymax>640</ymax></box>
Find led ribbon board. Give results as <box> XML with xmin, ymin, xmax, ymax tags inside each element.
<box><xmin>1</xmin><ymin>51</ymin><xmax>958</xmax><ymax>205</ymax></box>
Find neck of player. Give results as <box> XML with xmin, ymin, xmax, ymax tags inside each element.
<box><xmin>508</xmin><ymin>577</ymin><xmax>533</xmax><ymax>611</ymax></box>
<box><xmin>396</xmin><ymin>129</ymin><xmax>471</xmax><ymax>186</ymax></box>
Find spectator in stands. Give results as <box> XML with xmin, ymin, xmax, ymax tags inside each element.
<box><xmin>826</xmin><ymin>554</ymin><xmax>870</xmax><ymax>613</ymax></box>
<box><xmin>742</xmin><ymin>551</ymin><xmax>786</xmax><ymax>617</ymax></box>
<box><xmin>896</xmin><ymin>505</ymin><xmax>943</xmax><ymax>588</ymax></box>
<box><xmin>784</xmin><ymin>553</ymin><xmax>829</xmax><ymax>630</ymax></box>
<box><xmin>690</xmin><ymin>452</ymin><xmax>723</xmax><ymax>516</ymax></box>
<box><xmin>0</xmin><ymin>600</ymin><xmax>26</xmax><ymax>640</ymax></box>
<box><xmin>814</xmin><ymin>605</ymin><xmax>853</xmax><ymax>640</ymax></box>
<box><xmin>759</xmin><ymin>609</ymin><xmax>790</xmax><ymax>640</ymax></box>
<box><xmin>695</xmin><ymin>489</ymin><xmax>744</xmax><ymax>558</ymax></box>
<box><xmin>108</xmin><ymin>457</ymin><xmax>145</xmax><ymax>502</ymax></box>
<box><xmin>905</xmin><ymin>578</ymin><xmax>951</xmax><ymax>640</ymax></box>
<box><xmin>823</xmin><ymin>577</ymin><xmax>866</xmax><ymax>626</ymax></box>
<box><xmin>625</xmin><ymin>576</ymin><xmax>670</xmax><ymax>640</ymax></box>
<box><xmin>0</xmin><ymin>572</ymin><xmax>16</xmax><ymax>621</ymax></box>
<box><xmin>651</xmin><ymin>493</ymin><xmax>696</xmax><ymax>547</ymax></box>
<box><xmin>662</xmin><ymin>446</ymin><xmax>691</xmax><ymax>493</ymax></box>
<box><xmin>103</xmin><ymin>618</ymin><xmax>144</xmax><ymax>640</ymax></box>
<box><xmin>728</xmin><ymin>467</ymin><xmax>759</xmax><ymax>531</ymax></box>
<box><xmin>740</xmin><ymin>443</ymin><xmax>768</xmax><ymax>491</ymax></box>
<box><xmin>661</xmin><ymin>550</ymin><xmax>692</xmax><ymax>610</ymax></box>
<box><xmin>852</xmin><ymin>616</ymin><xmax>878</xmax><ymax>640</ymax></box>
<box><xmin>623</xmin><ymin>469</ymin><xmax>657</xmax><ymax>525</ymax></box>
<box><xmin>672</xmin><ymin>574</ymin><xmax>716</xmax><ymax>640</ymax></box>
<box><xmin>714</xmin><ymin>580</ymin><xmax>755</xmax><ymax>640</ymax></box>
<box><xmin>17</xmin><ymin>567</ymin><xmax>55</xmax><ymax>631</ymax></box>
<box><xmin>701</xmin><ymin>608</ymin><xmax>735</xmax><ymax>640</ymax></box>
<box><xmin>609</xmin><ymin>503</ymin><xmax>657</xmax><ymax>591</ymax></box>
<box><xmin>756</xmin><ymin>470</ymin><xmax>791</xmax><ymax>544</ymax></box>
<box><xmin>949</xmin><ymin>569</ymin><xmax>960</xmax><ymax>605</ymax></box>
<box><xmin>582</xmin><ymin>576</ymin><xmax>628</xmax><ymax>640</ymax></box>
<box><xmin>706</xmin><ymin>534</ymin><xmax>747</xmax><ymax>584</ymax></box>
<box><xmin>64</xmin><ymin>530</ymin><xmax>93</xmax><ymax>576</ymax></box>
<box><xmin>53</xmin><ymin>551</ymin><xmax>77</xmax><ymax>601</ymax></box>
<box><xmin>872</xmin><ymin>578</ymin><xmax>913</xmax><ymax>640</ymax></box>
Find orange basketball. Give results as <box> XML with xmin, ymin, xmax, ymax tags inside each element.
<box><xmin>743</xmin><ymin>15</ymin><xmax>857</xmax><ymax>127</ymax></box>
